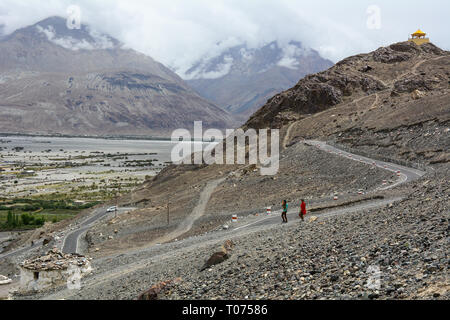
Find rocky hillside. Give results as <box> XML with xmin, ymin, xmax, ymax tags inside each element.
<box><xmin>4</xmin><ymin>41</ymin><xmax>448</xmax><ymax>301</ymax></box>
<box><xmin>0</xmin><ymin>17</ymin><xmax>236</xmax><ymax>137</ymax></box>
<box><xmin>245</xmin><ymin>41</ymin><xmax>449</xmax><ymax>165</ymax></box>
<box><xmin>185</xmin><ymin>41</ymin><xmax>333</xmax><ymax>122</ymax></box>
<box><xmin>80</xmin><ymin>42</ymin><xmax>449</xmax><ymax>257</ymax></box>
<box><xmin>139</xmin><ymin>172</ymin><xmax>449</xmax><ymax>301</ymax></box>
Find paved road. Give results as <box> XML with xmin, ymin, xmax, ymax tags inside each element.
<box><xmin>305</xmin><ymin>140</ymin><xmax>425</xmax><ymax>186</ymax></box>
<box><xmin>62</xmin><ymin>207</ymin><xmax>135</xmax><ymax>254</ymax></box>
<box><xmin>0</xmin><ymin>206</ymin><xmax>135</xmax><ymax>260</ymax></box>
<box><xmin>231</xmin><ymin>140</ymin><xmax>425</xmax><ymax>232</ymax></box>
<box><xmin>232</xmin><ymin>197</ymin><xmax>402</xmax><ymax>232</ymax></box>
<box><xmin>1</xmin><ymin>139</ymin><xmax>426</xmax><ymax>261</ymax></box>
<box><xmin>41</xmin><ymin>197</ymin><xmax>406</xmax><ymax>300</ymax></box>
<box><xmin>39</xmin><ymin>139</ymin><xmax>428</xmax><ymax>299</ymax></box>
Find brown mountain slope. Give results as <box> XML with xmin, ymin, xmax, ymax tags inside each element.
<box><xmin>245</xmin><ymin>41</ymin><xmax>450</xmax><ymax>164</ymax></box>
<box><xmin>0</xmin><ymin>17</ymin><xmax>236</xmax><ymax>137</ymax></box>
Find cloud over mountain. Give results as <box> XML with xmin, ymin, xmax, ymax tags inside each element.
<box><xmin>0</xmin><ymin>0</ymin><xmax>449</xmax><ymax>78</ymax></box>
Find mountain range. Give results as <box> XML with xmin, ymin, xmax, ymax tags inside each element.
<box><xmin>185</xmin><ymin>41</ymin><xmax>333</xmax><ymax>122</ymax></box>
<box><xmin>0</xmin><ymin>17</ymin><xmax>236</xmax><ymax>137</ymax></box>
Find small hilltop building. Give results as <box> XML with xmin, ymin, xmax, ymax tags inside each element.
<box><xmin>408</xmin><ymin>29</ymin><xmax>430</xmax><ymax>45</ymax></box>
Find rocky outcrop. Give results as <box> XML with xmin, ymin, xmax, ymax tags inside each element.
<box><xmin>245</xmin><ymin>69</ymin><xmax>385</xmax><ymax>130</ymax></box>
<box><xmin>372</xmin><ymin>46</ymin><xmax>414</xmax><ymax>63</ymax></box>
<box><xmin>394</xmin><ymin>75</ymin><xmax>435</xmax><ymax>93</ymax></box>
<box><xmin>244</xmin><ymin>41</ymin><xmax>448</xmax><ymax>131</ymax></box>
<box><xmin>372</xmin><ymin>42</ymin><xmax>445</xmax><ymax>64</ymax></box>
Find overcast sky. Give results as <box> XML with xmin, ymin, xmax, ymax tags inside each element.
<box><xmin>1</xmin><ymin>0</ymin><xmax>449</xmax><ymax>76</ymax></box>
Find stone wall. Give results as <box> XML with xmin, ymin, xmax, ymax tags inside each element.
<box><xmin>19</xmin><ymin>262</ymin><xmax>92</xmax><ymax>292</ymax></box>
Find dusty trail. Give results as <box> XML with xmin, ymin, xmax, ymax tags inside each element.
<box><xmin>369</xmin><ymin>93</ymin><xmax>379</xmax><ymax>110</ymax></box>
<box><xmin>151</xmin><ymin>177</ymin><xmax>226</xmax><ymax>244</ymax></box>
<box><xmin>283</xmin><ymin>121</ymin><xmax>297</xmax><ymax>149</ymax></box>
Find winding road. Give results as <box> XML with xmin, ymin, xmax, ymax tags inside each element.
<box><xmin>59</xmin><ymin>56</ymin><xmax>438</xmax><ymax>256</ymax></box>
<box><xmin>231</xmin><ymin>140</ymin><xmax>425</xmax><ymax>231</ymax></box>
<box><xmin>37</xmin><ymin>138</ymin><xmax>427</xmax><ymax>300</ymax></box>
<box><xmin>0</xmin><ymin>206</ymin><xmax>136</xmax><ymax>260</ymax></box>
<box><xmin>1</xmin><ymin>139</ymin><xmax>425</xmax><ymax>270</ymax></box>
<box><xmin>306</xmin><ymin>140</ymin><xmax>425</xmax><ymax>184</ymax></box>
<box><xmin>62</xmin><ymin>207</ymin><xmax>135</xmax><ymax>254</ymax></box>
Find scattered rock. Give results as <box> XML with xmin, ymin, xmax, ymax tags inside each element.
<box><xmin>137</xmin><ymin>278</ymin><xmax>182</xmax><ymax>300</ymax></box>
<box><xmin>411</xmin><ymin>89</ymin><xmax>425</xmax><ymax>100</ymax></box>
<box><xmin>42</xmin><ymin>237</ymin><xmax>53</xmax><ymax>246</ymax></box>
<box><xmin>360</xmin><ymin>65</ymin><xmax>373</xmax><ymax>73</ymax></box>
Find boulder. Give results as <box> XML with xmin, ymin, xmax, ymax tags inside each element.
<box><xmin>42</xmin><ymin>237</ymin><xmax>53</xmax><ymax>246</ymax></box>
<box><xmin>137</xmin><ymin>278</ymin><xmax>182</xmax><ymax>300</ymax></box>
<box><xmin>200</xmin><ymin>240</ymin><xmax>234</xmax><ymax>271</ymax></box>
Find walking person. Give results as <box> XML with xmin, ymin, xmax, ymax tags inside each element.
<box><xmin>281</xmin><ymin>200</ymin><xmax>288</xmax><ymax>223</ymax></box>
<box><xmin>299</xmin><ymin>199</ymin><xmax>307</xmax><ymax>221</ymax></box>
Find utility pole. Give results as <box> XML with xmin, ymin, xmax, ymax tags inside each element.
<box><xmin>167</xmin><ymin>201</ymin><xmax>170</xmax><ymax>226</ymax></box>
<box><xmin>115</xmin><ymin>184</ymin><xmax>120</xmax><ymax>219</ymax></box>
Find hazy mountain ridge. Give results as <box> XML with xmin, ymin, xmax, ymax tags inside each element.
<box><xmin>0</xmin><ymin>17</ymin><xmax>236</xmax><ymax>137</ymax></box>
<box><xmin>185</xmin><ymin>41</ymin><xmax>333</xmax><ymax>121</ymax></box>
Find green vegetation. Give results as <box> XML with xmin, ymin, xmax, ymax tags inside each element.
<box><xmin>0</xmin><ymin>198</ymin><xmax>100</xmax><ymax>231</ymax></box>
<box><xmin>0</xmin><ymin>198</ymin><xmax>98</xmax><ymax>211</ymax></box>
<box><xmin>2</xmin><ymin>210</ymin><xmax>45</xmax><ymax>230</ymax></box>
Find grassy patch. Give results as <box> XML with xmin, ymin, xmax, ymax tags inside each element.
<box><xmin>0</xmin><ymin>197</ymin><xmax>100</xmax><ymax>231</ymax></box>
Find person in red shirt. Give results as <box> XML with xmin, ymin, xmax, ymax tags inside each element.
<box><xmin>299</xmin><ymin>199</ymin><xmax>307</xmax><ymax>221</ymax></box>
